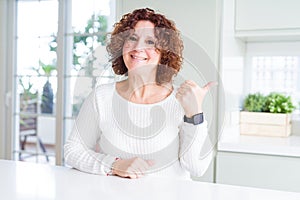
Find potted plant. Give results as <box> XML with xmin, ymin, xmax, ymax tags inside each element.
<box><xmin>240</xmin><ymin>92</ymin><xmax>295</xmax><ymax>137</ymax></box>
<box><xmin>33</xmin><ymin>61</ymin><xmax>56</xmax><ymax>114</ymax></box>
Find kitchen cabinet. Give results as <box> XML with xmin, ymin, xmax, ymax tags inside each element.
<box><xmin>235</xmin><ymin>0</ymin><xmax>300</xmax><ymax>41</ymax></box>
<box><xmin>216</xmin><ymin>151</ymin><xmax>300</xmax><ymax>192</ymax></box>
<box><xmin>216</xmin><ymin>132</ymin><xmax>300</xmax><ymax>193</ymax></box>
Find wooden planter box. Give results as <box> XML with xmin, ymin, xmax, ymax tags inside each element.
<box><xmin>240</xmin><ymin>111</ymin><xmax>291</xmax><ymax>137</ymax></box>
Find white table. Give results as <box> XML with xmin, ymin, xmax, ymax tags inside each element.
<box><xmin>1</xmin><ymin>159</ymin><xmax>300</xmax><ymax>200</ymax></box>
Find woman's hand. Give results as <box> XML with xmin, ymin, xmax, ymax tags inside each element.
<box><xmin>176</xmin><ymin>80</ymin><xmax>217</xmax><ymax>117</ymax></box>
<box><xmin>112</xmin><ymin>157</ymin><xmax>154</xmax><ymax>179</ymax></box>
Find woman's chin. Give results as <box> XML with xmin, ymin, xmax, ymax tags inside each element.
<box><xmin>127</xmin><ymin>63</ymin><xmax>157</xmax><ymax>72</ymax></box>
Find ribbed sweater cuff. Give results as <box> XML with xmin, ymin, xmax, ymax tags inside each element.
<box><xmin>99</xmin><ymin>154</ymin><xmax>119</xmax><ymax>175</ymax></box>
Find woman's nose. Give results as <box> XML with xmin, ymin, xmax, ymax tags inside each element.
<box><xmin>133</xmin><ymin>39</ymin><xmax>146</xmax><ymax>51</ymax></box>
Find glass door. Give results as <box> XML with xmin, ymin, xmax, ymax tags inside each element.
<box><xmin>14</xmin><ymin>0</ymin><xmax>59</xmax><ymax>164</ymax></box>
<box><xmin>13</xmin><ymin>0</ymin><xmax>116</xmax><ymax>165</ymax></box>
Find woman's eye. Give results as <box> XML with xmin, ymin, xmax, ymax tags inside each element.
<box><xmin>128</xmin><ymin>36</ymin><xmax>137</xmax><ymax>41</ymax></box>
<box><xmin>146</xmin><ymin>40</ymin><xmax>155</xmax><ymax>45</ymax></box>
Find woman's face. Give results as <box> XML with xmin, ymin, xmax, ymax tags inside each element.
<box><xmin>122</xmin><ymin>20</ymin><xmax>161</xmax><ymax>72</ymax></box>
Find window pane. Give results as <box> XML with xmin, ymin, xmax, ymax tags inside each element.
<box><xmin>16</xmin><ymin>38</ymin><xmax>39</xmax><ymax>75</ymax></box>
<box><xmin>250</xmin><ymin>56</ymin><xmax>300</xmax><ymax>104</ymax></box>
<box><xmin>15</xmin><ymin>0</ymin><xmax>58</xmax><ymax>165</ymax></box>
<box><xmin>17</xmin><ymin>0</ymin><xmax>58</xmax><ymax>37</ymax></box>
<box><xmin>17</xmin><ymin>36</ymin><xmax>57</xmax><ymax>76</ymax></box>
<box><xmin>71</xmin><ymin>0</ymin><xmax>112</xmax><ymax>33</ymax></box>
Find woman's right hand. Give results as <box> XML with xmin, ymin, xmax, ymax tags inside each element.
<box><xmin>112</xmin><ymin>157</ymin><xmax>155</xmax><ymax>179</ymax></box>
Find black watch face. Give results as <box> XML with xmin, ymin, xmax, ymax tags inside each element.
<box><xmin>193</xmin><ymin>113</ymin><xmax>203</xmax><ymax>124</ymax></box>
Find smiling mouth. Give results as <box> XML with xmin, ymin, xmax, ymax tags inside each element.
<box><xmin>131</xmin><ymin>55</ymin><xmax>147</xmax><ymax>61</ymax></box>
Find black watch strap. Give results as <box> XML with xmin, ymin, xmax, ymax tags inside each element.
<box><xmin>184</xmin><ymin>113</ymin><xmax>204</xmax><ymax>125</ymax></box>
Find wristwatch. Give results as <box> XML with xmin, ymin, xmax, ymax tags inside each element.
<box><xmin>183</xmin><ymin>113</ymin><xmax>204</xmax><ymax>125</ymax></box>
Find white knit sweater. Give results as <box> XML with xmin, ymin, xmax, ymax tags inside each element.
<box><xmin>64</xmin><ymin>82</ymin><xmax>212</xmax><ymax>179</ymax></box>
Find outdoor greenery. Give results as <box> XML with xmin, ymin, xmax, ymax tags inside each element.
<box><xmin>49</xmin><ymin>14</ymin><xmax>108</xmax><ymax>70</ymax></box>
<box><xmin>243</xmin><ymin>92</ymin><xmax>296</xmax><ymax>114</ymax></box>
<box><xmin>19</xmin><ymin>78</ymin><xmax>38</xmax><ymax>127</ymax></box>
<box><xmin>19</xmin><ymin>79</ymin><xmax>38</xmax><ymax>101</ymax></box>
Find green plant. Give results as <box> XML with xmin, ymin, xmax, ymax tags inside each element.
<box><xmin>32</xmin><ymin>61</ymin><xmax>56</xmax><ymax>114</ymax></box>
<box><xmin>264</xmin><ymin>92</ymin><xmax>295</xmax><ymax>113</ymax></box>
<box><xmin>243</xmin><ymin>93</ymin><xmax>266</xmax><ymax>112</ymax></box>
<box><xmin>32</xmin><ymin>60</ymin><xmax>56</xmax><ymax>78</ymax></box>
<box><xmin>243</xmin><ymin>92</ymin><xmax>296</xmax><ymax>113</ymax></box>
<box><xmin>49</xmin><ymin>14</ymin><xmax>108</xmax><ymax>70</ymax></box>
<box><xmin>19</xmin><ymin>78</ymin><xmax>37</xmax><ymax>101</ymax></box>
<box><xmin>19</xmin><ymin>78</ymin><xmax>38</xmax><ymax>126</ymax></box>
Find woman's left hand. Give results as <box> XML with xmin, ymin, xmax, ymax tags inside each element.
<box><xmin>176</xmin><ymin>80</ymin><xmax>217</xmax><ymax>117</ymax></box>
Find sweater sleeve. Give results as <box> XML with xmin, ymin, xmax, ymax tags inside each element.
<box><xmin>178</xmin><ymin>119</ymin><xmax>213</xmax><ymax>177</ymax></box>
<box><xmin>64</xmin><ymin>90</ymin><xmax>118</xmax><ymax>175</ymax></box>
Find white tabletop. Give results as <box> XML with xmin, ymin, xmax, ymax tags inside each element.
<box><xmin>1</xmin><ymin>160</ymin><xmax>300</xmax><ymax>200</ymax></box>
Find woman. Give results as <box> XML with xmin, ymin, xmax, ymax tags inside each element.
<box><xmin>64</xmin><ymin>8</ymin><xmax>215</xmax><ymax>179</ymax></box>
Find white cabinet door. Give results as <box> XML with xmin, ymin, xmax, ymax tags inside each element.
<box><xmin>235</xmin><ymin>0</ymin><xmax>300</xmax><ymax>40</ymax></box>
<box><xmin>236</xmin><ymin>0</ymin><xmax>300</xmax><ymax>31</ymax></box>
<box><xmin>216</xmin><ymin>151</ymin><xmax>300</xmax><ymax>192</ymax></box>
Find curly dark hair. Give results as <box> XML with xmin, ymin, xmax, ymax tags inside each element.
<box><xmin>106</xmin><ymin>8</ymin><xmax>183</xmax><ymax>84</ymax></box>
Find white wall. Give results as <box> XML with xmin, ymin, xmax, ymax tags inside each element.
<box><xmin>117</xmin><ymin>0</ymin><xmax>222</xmax><ymax>182</ymax></box>
<box><xmin>220</xmin><ymin>0</ymin><xmax>246</xmax><ymax>127</ymax></box>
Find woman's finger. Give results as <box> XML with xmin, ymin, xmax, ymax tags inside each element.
<box><xmin>131</xmin><ymin>163</ymin><xmax>145</xmax><ymax>176</ymax></box>
<box><xmin>203</xmin><ymin>81</ymin><xmax>218</xmax><ymax>91</ymax></box>
<box><xmin>146</xmin><ymin>159</ymin><xmax>155</xmax><ymax>166</ymax></box>
<box><xmin>127</xmin><ymin>167</ymin><xmax>140</xmax><ymax>179</ymax></box>
<box><xmin>185</xmin><ymin>80</ymin><xmax>196</xmax><ymax>86</ymax></box>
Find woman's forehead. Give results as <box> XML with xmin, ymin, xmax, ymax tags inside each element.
<box><xmin>132</xmin><ymin>20</ymin><xmax>155</xmax><ymax>37</ymax></box>
<box><xmin>134</xmin><ymin>20</ymin><xmax>155</xmax><ymax>29</ymax></box>
<box><xmin>132</xmin><ymin>28</ymin><xmax>155</xmax><ymax>38</ymax></box>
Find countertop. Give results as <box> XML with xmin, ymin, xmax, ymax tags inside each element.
<box><xmin>218</xmin><ymin>126</ymin><xmax>300</xmax><ymax>157</ymax></box>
